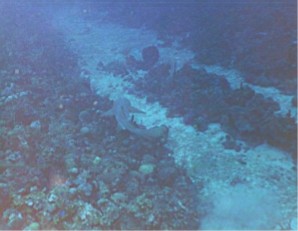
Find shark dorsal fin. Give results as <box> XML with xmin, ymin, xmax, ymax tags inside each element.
<box><xmin>128</xmin><ymin>105</ymin><xmax>145</xmax><ymax>114</ymax></box>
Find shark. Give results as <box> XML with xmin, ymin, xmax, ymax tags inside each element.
<box><xmin>102</xmin><ymin>97</ymin><xmax>168</xmax><ymax>141</ymax></box>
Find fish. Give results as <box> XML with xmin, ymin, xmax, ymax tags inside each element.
<box><xmin>102</xmin><ymin>97</ymin><xmax>168</xmax><ymax>140</ymax></box>
<box><xmin>102</xmin><ymin>97</ymin><xmax>145</xmax><ymax>129</ymax></box>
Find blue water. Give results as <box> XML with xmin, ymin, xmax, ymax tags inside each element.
<box><xmin>0</xmin><ymin>0</ymin><xmax>297</xmax><ymax>230</ymax></box>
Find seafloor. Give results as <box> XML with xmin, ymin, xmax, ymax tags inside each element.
<box><xmin>0</xmin><ymin>2</ymin><xmax>297</xmax><ymax>230</ymax></box>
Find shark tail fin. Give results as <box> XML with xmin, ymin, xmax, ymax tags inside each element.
<box><xmin>101</xmin><ymin>109</ymin><xmax>114</xmax><ymax>117</ymax></box>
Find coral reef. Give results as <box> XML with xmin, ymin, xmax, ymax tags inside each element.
<box><xmin>132</xmin><ymin>64</ymin><xmax>297</xmax><ymax>159</ymax></box>
<box><xmin>0</xmin><ymin>5</ymin><xmax>200</xmax><ymax>229</ymax></box>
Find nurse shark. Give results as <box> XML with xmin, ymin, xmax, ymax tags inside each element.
<box><xmin>102</xmin><ymin>97</ymin><xmax>168</xmax><ymax>141</ymax></box>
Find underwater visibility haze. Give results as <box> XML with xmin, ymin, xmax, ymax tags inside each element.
<box><xmin>0</xmin><ymin>0</ymin><xmax>297</xmax><ymax>230</ymax></box>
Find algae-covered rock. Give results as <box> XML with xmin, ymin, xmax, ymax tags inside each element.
<box><xmin>139</xmin><ymin>163</ymin><xmax>155</xmax><ymax>175</ymax></box>
<box><xmin>23</xmin><ymin>222</ymin><xmax>40</xmax><ymax>230</ymax></box>
<box><xmin>129</xmin><ymin>193</ymin><xmax>153</xmax><ymax>214</ymax></box>
<box><xmin>2</xmin><ymin>208</ymin><xmax>24</xmax><ymax>229</ymax></box>
<box><xmin>75</xmin><ymin>202</ymin><xmax>102</xmax><ymax>227</ymax></box>
<box><xmin>80</xmin><ymin>126</ymin><xmax>91</xmax><ymax>135</ymax></box>
<box><xmin>97</xmin><ymin>198</ymin><xmax>121</xmax><ymax>227</ymax></box>
<box><xmin>92</xmin><ymin>156</ymin><xmax>101</xmax><ymax>165</ymax></box>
